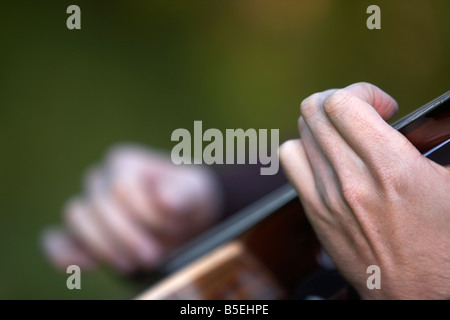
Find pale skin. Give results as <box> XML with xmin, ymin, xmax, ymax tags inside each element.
<box><xmin>279</xmin><ymin>82</ymin><xmax>450</xmax><ymax>299</ymax></box>
<box><xmin>43</xmin><ymin>82</ymin><xmax>450</xmax><ymax>299</ymax></box>
<box><xmin>42</xmin><ymin>145</ymin><xmax>223</xmax><ymax>273</ymax></box>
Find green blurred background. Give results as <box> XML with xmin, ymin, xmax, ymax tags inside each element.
<box><xmin>0</xmin><ymin>0</ymin><xmax>448</xmax><ymax>299</ymax></box>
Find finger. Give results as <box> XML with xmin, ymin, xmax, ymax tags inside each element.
<box><xmin>279</xmin><ymin>139</ymin><xmax>325</xmax><ymax>214</ymax></box>
<box><xmin>299</xmin><ymin>117</ymin><xmax>355</xmax><ymax>213</ymax></box>
<box><xmin>40</xmin><ymin>227</ymin><xmax>96</xmax><ymax>271</ymax></box>
<box><xmin>90</xmin><ymin>194</ymin><xmax>163</xmax><ymax>268</ymax></box>
<box><xmin>301</xmin><ymin>92</ymin><xmax>369</xmax><ymax>193</ymax></box>
<box><xmin>116</xmin><ymin>166</ymin><xmax>213</xmax><ymax>237</ymax></box>
<box><xmin>322</xmin><ymin>83</ymin><xmax>420</xmax><ymax>169</ymax></box>
<box><xmin>279</xmin><ymin>141</ymin><xmax>373</xmax><ymax>270</ymax></box>
<box><xmin>104</xmin><ymin>147</ymin><xmax>175</xmax><ymax>232</ymax></box>
<box><xmin>85</xmin><ymin>160</ymin><xmax>167</xmax><ymax>269</ymax></box>
<box><xmin>89</xmin><ymin>147</ymin><xmax>194</xmax><ymax>243</ymax></box>
<box><xmin>299</xmin><ymin>119</ymin><xmax>375</xmax><ymax>246</ymax></box>
<box><xmin>85</xmin><ymin>161</ymin><xmax>163</xmax><ymax>236</ymax></box>
<box><xmin>299</xmin><ymin>117</ymin><xmax>337</xmax><ymax>195</ymax></box>
<box><xmin>111</xmin><ymin>168</ymin><xmax>163</xmax><ymax>230</ymax></box>
<box><xmin>151</xmin><ymin>170</ymin><xmax>215</xmax><ymax>233</ymax></box>
<box><xmin>64</xmin><ymin>198</ymin><xmax>134</xmax><ymax>273</ymax></box>
<box><xmin>345</xmin><ymin>82</ymin><xmax>399</xmax><ymax>121</ymax></box>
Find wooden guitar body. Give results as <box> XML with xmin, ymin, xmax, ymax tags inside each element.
<box><xmin>137</xmin><ymin>189</ymin><xmax>320</xmax><ymax>299</ymax></box>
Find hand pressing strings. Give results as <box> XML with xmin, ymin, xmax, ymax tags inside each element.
<box><xmin>280</xmin><ymin>82</ymin><xmax>450</xmax><ymax>299</ymax></box>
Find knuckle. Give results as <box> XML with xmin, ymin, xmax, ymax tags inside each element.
<box><xmin>376</xmin><ymin>165</ymin><xmax>406</xmax><ymax>195</ymax></box>
<box><xmin>323</xmin><ymin>89</ymin><xmax>352</xmax><ymax>117</ymax></box>
<box><xmin>346</xmin><ymin>82</ymin><xmax>374</xmax><ymax>99</ymax></box>
<box><xmin>351</xmin><ymin>81</ymin><xmax>372</xmax><ymax>90</ymax></box>
<box><xmin>341</xmin><ymin>182</ymin><xmax>366</xmax><ymax>209</ymax></box>
<box><xmin>279</xmin><ymin>139</ymin><xmax>299</xmax><ymax>162</ymax></box>
<box><xmin>300</xmin><ymin>93</ymin><xmax>323</xmax><ymax>119</ymax></box>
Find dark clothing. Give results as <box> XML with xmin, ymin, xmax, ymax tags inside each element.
<box><xmin>214</xmin><ymin>164</ymin><xmax>288</xmax><ymax>218</ymax></box>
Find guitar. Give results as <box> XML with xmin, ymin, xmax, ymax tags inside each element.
<box><xmin>136</xmin><ymin>90</ymin><xmax>450</xmax><ymax>300</ymax></box>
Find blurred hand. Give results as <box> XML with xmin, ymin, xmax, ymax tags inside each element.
<box><xmin>42</xmin><ymin>144</ymin><xmax>223</xmax><ymax>274</ymax></box>
<box><xmin>280</xmin><ymin>83</ymin><xmax>450</xmax><ymax>299</ymax></box>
